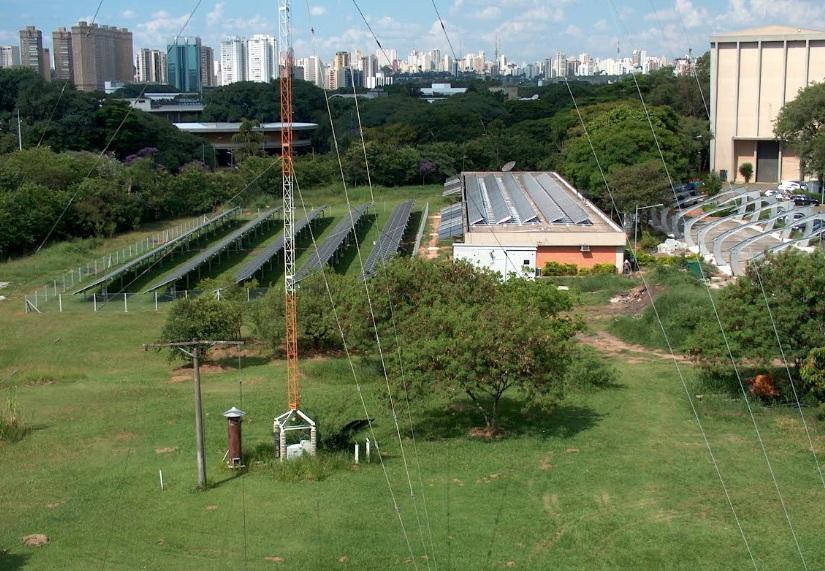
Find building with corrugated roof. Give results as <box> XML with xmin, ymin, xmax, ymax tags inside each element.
<box><xmin>444</xmin><ymin>171</ymin><xmax>626</xmax><ymax>278</ymax></box>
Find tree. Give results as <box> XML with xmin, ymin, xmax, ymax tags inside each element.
<box><xmin>775</xmin><ymin>82</ymin><xmax>825</xmax><ymax>186</ymax></box>
<box><xmin>606</xmin><ymin>160</ymin><xmax>670</xmax><ymax>214</ymax></box>
<box><xmin>231</xmin><ymin>119</ymin><xmax>265</xmax><ymax>163</ymax></box>
<box><xmin>159</xmin><ymin>295</ymin><xmax>242</xmax><ymax>360</ymax></box>
<box><xmin>739</xmin><ymin>162</ymin><xmax>753</xmax><ymax>183</ymax></box>
<box><xmin>694</xmin><ymin>250</ymin><xmax>825</xmax><ymax>372</ymax></box>
<box><xmin>801</xmin><ymin>347</ymin><xmax>825</xmax><ymax>397</ymax></box>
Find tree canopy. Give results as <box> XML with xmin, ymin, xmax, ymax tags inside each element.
<box><xmin>775</xmin><ymin>81</ymin><xmax>825</xmax><ymax>184</ymax></box>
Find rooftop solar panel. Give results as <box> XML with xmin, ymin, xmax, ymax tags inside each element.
<box><xmin>482</xmin><ymin>175</ymin><xmax>513</xmax><ymax>224</ymax></box>
<box><xmin>536</xmin><ymin>173</ymin><xmax>592</xmax><ymax>225</ymax></box>
<box><xmin>465</xmin><ymin>176</ymin><xmax>487</xmax><ymax>225</ymax></box>
<box><xmin>519</xmin><ymin>174</ymin><xmax>568</xmax><ymax>223</ymax></box>
<box><xmin>499</xmin><ymin>174</ymin><xmax>539</xmax><ymax>224</ymax></box>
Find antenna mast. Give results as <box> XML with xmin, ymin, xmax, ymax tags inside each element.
<box><xmin>274</xmin><ymin>0</ymin><xmax>316</xmax><ymax>460</ymax></box>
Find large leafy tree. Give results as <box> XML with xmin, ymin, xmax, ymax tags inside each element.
<box><xmin>775</xmin><ymin>81</ymin><xmax>825</xmax><ymax>185</ymax></box>
<box><xmin>560</xmin><ymin>101</ymin><xmax>690</xmax><ymax>206</ymax></box>
<box><xmin>159</xmin><ymin>295</ymin><xmax>243</xmax><ymax>360</ymax></box>
<box><xmin>606</xmin><ymin>160</ymin><xmax>671</xmax><ymax>215</ymax></box>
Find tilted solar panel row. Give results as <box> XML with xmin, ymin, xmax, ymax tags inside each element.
<box><xmin>498</xmin><ymin>174</ymin><xmax>539</xmax><ymax>224</ymax></box>
<box><xmin>294</xmin><ymin>203</ymin><xmax>370</xmax><ymax>283</ymax></box>
<box><xmin>363</xmin><ymin>200</ymin><xmax>414</xmax><ymax>277</ymax></box>
<box><xmin>519</xmin><ymin>174</ymin><xmax>569</xmax><ymax>223</ymax></box>
<box><xmin>144</xmin><ymin>207</ymin><xmax>280</xmax><ymax>292</ymax></box>
<box><xmin>234</xmin><ymin>206</ymin><xmax>325</xmax><ymax>284</ymax></box>
<box><xmin>439</xmin><ymin>203</ymin><xmax>464</xmax><ymax>239</ymax></box>
<box><xmin>482</xmin><ymin>175</ymin><xmax>513</xmax><ymax>224</ymax></box>
<box><xmin>535</xmin><ymin>173</ymin><xmax>592</xmax><ymax>225</ymax></box>
<box><xmin>465</xmin><ymin>176</ymin><xmax>487</xmax><ymax>225</ymax></box>
<box><xmin>72</xmin><ymin>207</ymin><xmax>240</xmax><ymax>294</ymax></box>
<box><xmin>443</xmin><ymin>177</ymin><xmax>462</xmax><ymax>197</ymax></box>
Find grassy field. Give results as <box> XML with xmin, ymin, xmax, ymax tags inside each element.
<box><xmin>4</xmin><ymin>193</ymin><xmax>825</xmax><ymax>569</ymax></box>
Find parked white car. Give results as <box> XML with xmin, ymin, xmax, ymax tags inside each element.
<box><xmin>778</xmin><ymin>180</ymin><xmax>808</xmax><ymax>192</ymax></box>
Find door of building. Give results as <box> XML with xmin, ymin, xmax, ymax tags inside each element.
<box><xmin>756</xmin><ymin>141</ymin><xmax>780</xmax><ymax>182</ymax></box>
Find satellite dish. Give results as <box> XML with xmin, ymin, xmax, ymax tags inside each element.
<box><xmin>501</xmin><ymin>161</ymin><xmax>516</xmax><ymax>172</ymax></box>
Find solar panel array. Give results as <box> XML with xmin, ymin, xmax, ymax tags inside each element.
<box><xmin>233</xmin><ymin>206</ymin><xmax>325</xmax><ymax>284</ymax></box>
<box><xmin>144</xmin><ymin>207</ymin><xmax>281</xmax><ymax>292</ymax></box>
<box><xmin>481</xmin><ymin>176</ymin><xmax>513</xmax><ymax>224</ymax></box>
<box><xmin>439</xmin><ymin>203</ymin><xmax>464</xmax><ymax>239</ymax></box>
<box><xmin>294</xmin><ymin>203</ymin><xmax>370</xmax><ymax>283</ymax></box>
<box><xmin>72</xmin><ymin>207</ymin><xmax>240</xmax><ymax>294</ymax></box>
<box><xmin>362</xmin><ymin>199</ymin><xmax>414</xmax><ymax>277</ymax></box>
<box><xmin>443</xmin><ymin>177</ymin><xmax>462</xmax><ymax>197</ymax></box>
<box><xmin>497</xmin><ymin>175</ymin><xmax>539</xmax><ymax>223</ymax></box>
<box><xmin>534</xmin><ymin>173</ymin><xmax>592</xmax><ymax>225</ymax></box>
<box><xmin>465</xmin><ymin>176</ymin><xmax>487</xmax><ymax>225</ymax></box>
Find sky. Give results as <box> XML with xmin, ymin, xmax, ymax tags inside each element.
<box><xmin>1</xmin><ymin>0</ymin><xmax>825</xmax><ymax>63</ymax></box>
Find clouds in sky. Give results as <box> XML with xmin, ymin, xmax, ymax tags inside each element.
<box><xmin>3</xmin><ymin>0</ymin><xmax>825</xmax><ymax>63</ymax></box>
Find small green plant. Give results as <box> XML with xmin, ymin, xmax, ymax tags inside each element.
<box><xmin>637</xmin><ymin>231</ymin><xmax>661</xmax><ymax>251</ymax></box>
<box><xmin>0</xmin><ymin>393</ymin><xmax>28</xmax><ymax>443</ymax></box>
<box><xmin>702</xmin><ymin>173</ymin><xmax>723</xmax><ymax>196</ymax></box>
<box><xmin>739</xmin><ymin>162</ymin><xmax>754</xmax><ymax>183</ymax></box>
<box><xmin>584</xmin><ymin>263</ymin><xmax>617</xmax><ymax>276</ymax></box>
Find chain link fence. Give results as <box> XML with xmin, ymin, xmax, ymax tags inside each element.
<box><xmin>23</xmin><ymin>287</ymin><xmax>274</xmax><ymax>314</ymax></box>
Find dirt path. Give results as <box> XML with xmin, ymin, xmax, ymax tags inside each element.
<box><xmin>421</xmin><ymin>213</ymin><xmax>441</xmax><ymax>259</ymax></box>
<box><xmin>577</xmin><ymin>330</ymin><xmax>690</xmax><ymax>364</ymax></box>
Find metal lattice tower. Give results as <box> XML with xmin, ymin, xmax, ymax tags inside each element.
<box><xmin>279</xmin><ymin>0</ymin><xmax>300</xmax><ymax>411</ymax></box>
<box><xmin>274</xmin><ymin>0</ymin><xmax>316</xmax><ymax>460</ymax></box>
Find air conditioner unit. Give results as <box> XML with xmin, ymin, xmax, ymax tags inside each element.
<box><xmin>580</xmin><ymin>244</ymin><xmax>591</xmax><ymax>252</ymax></box>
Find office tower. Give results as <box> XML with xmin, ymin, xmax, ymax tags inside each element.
<box><xmin>52</xmin><ymin>28</ymin><xmax>73</xmax><ymax>82</ymax></box>
<box><xmin>167</xmin><ymin>36</ymin><xmax>201</xmax><ymax>92</ymax></box>
<box><xmin>302</xmin><ymin>55</ymin><xmax>324</xmax><ymax>87</ymax></box>
<box><xmin>333</xmin><ymin>51</ymin><xmax>350</xmax><ymax>70</ymax></box>
<box><xmin>220</xmin><ymin>37</ymin><xmax>246</xmax><ymax>85</ymax></box>
<box><xmin>71</xmin><ymin>22</ymin><xmax>133</xmax><ymax>92</ymax></box>
<box><xmin>19</xmin><ymin>26</ymin><xmax>50</xmax><ymax>80</ymax></box>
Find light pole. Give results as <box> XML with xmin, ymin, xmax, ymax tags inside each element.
<box><xmin>634</xmin><ymin>203</ymin><xmax>664</xmax><ymax>254</ymax></box>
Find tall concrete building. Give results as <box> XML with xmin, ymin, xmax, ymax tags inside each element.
<box><xmin>71</xmin><ymin>22</ymin><xmax>133</xmax><ymax>92</ymax></box>
<box><xmin>301</xmin><ymin>55</ymin><xmax>325</xmax><ymax>87</ymax></box>
<box><xmin>246</xmin><ymin>34</ymin><xmax>277</xmax><ymax>82</ymax></box>
<box><xmin>136</xmin><ymin>48</ymin><xmax>167</xmax><ymax>83</ymax></box>
<box><xmin>19</xmin><ymin>26</ymin><xmax>50</xmax><ymax>80</ymax></box>
<box><xmin>52</xmin><ymin>28</ymin><xmax>74</xmax><ymax>82</ymax></box>
<box><xmin>167</xmin><ymin>37</ymin><xmax>201</xmax><ymax>92</ymax></box>
<box><xmin>220</xmin><ymin>37</ymin><xmax>246</xmax><ymax>85</ymax></box>
<box><xmin>200</xmin><ymin>45</ymin><xmax>214</xmax><ymax>87</ymax></box>
<box><xmin>333</xmin><ymin>51</ymin><xmax>350</xmax><ymax>70</ymax></box>
<box><xmin>710</xmin><ymin>26</ymin><xmax>825</xmax><ymax>183</ymax></box>
<box><xmin>0</xmin><ymin>45</ymin><xmax>21</xmax><ymax>68</ymax></box>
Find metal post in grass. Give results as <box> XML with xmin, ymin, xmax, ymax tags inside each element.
<box><xmin>154</xmin><ymin>291</ymin><xmax>158</xmax><ymax>311</ymax></box>
<box><xmin>123</xmin><ymin>293</ymin><xmax>128</xmax><ymax>313</ymax></box>
<box><xmin>58</xmin><ymin>294</ymin><xmax>62</xmax><ymax>313</ymax></box>
<box><xmin>93</xmin><ymin>293</ymin><xmax>97</xmax><ymax>312</ymax></box>
<box><xmin>142</xmin><ymin>340</ymin><xmax>243</xmax><ymax>489</ymax></box>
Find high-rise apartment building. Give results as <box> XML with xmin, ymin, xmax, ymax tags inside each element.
<box><xmin>333</xmin><ymin>51</ymin><xmax>350</xmax><ymax>70</ymax></box>
<box><xmin>200</xmin><ymin>45</ymin><xmax>214</xmax><ymax>87</ymax></box>
<box><xmin>220</xmin><ymin>37</ymin><xmax>246</xmax><ymax>85</ymax></box>
<box><xmin>0</xmin><ymin>45</ymin><xmax>21</xmax><ymax>68</ymax></box>
<box><xmin>136</xmin><ymin>48</ymin><xmax>167</xmax><ymax>83</ymax></box>
<box><xmin>71</xmin><ymin>22</ymin><xmax>133</xmax><ymax>92</ymax></box>
<box><xmin>246</xmin><ymin>34</ymin><xmax>277</xmax><ymax>82</ymax></box>
<box><xmin>52</xmin><ymin>28</ymin><xmax>74</xmax><ymax>82</ymax></box>
<box><xmin>19</xmin><ymin>26</ymin><xmax>50</xmax><ymax>80</ymax></box>
<box><xmin>300</xmin><ymin>55</ymin><xmax>325</xmax><ymax>87</ymax></box>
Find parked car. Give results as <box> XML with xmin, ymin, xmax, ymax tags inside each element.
<box><xmin>792</xmin><ymin>195</ymin><xmax>821</xmax><ymax>207</ymax></box>
<box><xmin>778</xmin><ymin>180</ymin><xmax>808</xmax><ymax>192</ymax></box>
<box><xmin>764</xmin><ymin>189</ymin><xmax>790</xmax><ymax>199</ymax></box>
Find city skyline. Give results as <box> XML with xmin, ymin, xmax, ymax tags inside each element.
<box><xmin>1</xmin><ymin>0</ymin><xmax>824</xmax><ymax>66</ymax></box>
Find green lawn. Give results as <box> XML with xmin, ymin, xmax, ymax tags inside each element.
<box><xmin>3</xmin><ymin>188</ymin><xmax>825</xmax><ymax>569</ymax></box>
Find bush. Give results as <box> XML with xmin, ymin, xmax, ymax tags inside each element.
<box><xmin>637</xmin><ymin>231</ymin><xmax>661</xmax><ymax>251</ymax></box>
<box><xmin>702</xmin><ymin>172</ymin><xmax>723</xmax><ymax>196</ymax></box>
<box><xmin>0</xmin><ymin>393</ymin><xmax>27</xmax><ymax>443</ymax></box>
<box><xmin>564</xmin><ymin>347</ymin><xmax>618</xmax><ymax>392</ymax></box>
<box><xmin>543</xmin><ymin>261</ymin><xmax>578</xmax><ymax>276</ymax></box>
<box><xmin>738</xmin><ymin>162</ymin><xmax>753</xmax><ymax>183</ymax></box>
<box><xmin>583</xmin><ymin>263</ymin><xmax>617</xmax><ymax>276</ymax></box>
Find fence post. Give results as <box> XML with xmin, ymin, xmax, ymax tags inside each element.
<box><xmin>53</xmin><ymin>280</ymin><xmax>57</xmax><ymax>296</ymax></box>
<box><xmin>44</xmin><ymin>286</ymin><xmax>48</xmax><ymax>303</ymax></box>
<box><xmin>58</xmin><ymin>294</ymin><xmax>63</xmax><ymax>313</ymax></box>
<box><xmin>185</xmin><ymin>290</ymin><xmax>189</xmax><ymax>300</ymax></box>
<box><xmin>124</xmin><ymin>293</ymin><xmax>128</xmax><ymax>313</ymax></box>
<box><xmin>34</xmin><ymin>289</ymin><xmax>38</xmax><ymax>307</ymax></box>
<box><xmin>24</xmin><ymin>296</ymin><xmax>29</xmax><ymax>313</ymax></box>
<box><xmin>93</xmin><ymin>293</ymin><xmax>97</xmax><ymax>312</ymax></box>
<box><xmin>94</xmin><ymin>259</ymin><xmax>97</xmax><ymax>273</ymax></box>
<box><xmin>154</xmin><ymin>291</ymin><xmax>158</xmax><ymax>311</ymax></box>
<box><xmin>247</xmin><ymin>288</ymin><xmax>250</xmax><ymax>302</ymax></box>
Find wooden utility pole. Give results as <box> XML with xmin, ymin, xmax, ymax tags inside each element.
<box><xmin>143</xmin><ymin>340</ymin><xmax>243</xmax><ymax>489</ymax></box>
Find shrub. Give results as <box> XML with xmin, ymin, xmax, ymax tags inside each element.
<box><xmin>564</xmin><ymin>346</ymin><xmax>618</xmax><ymax>392</ymax></box>
<box><xmin>586</xmin><ymin>263</ymin><xmax>617</xmax><ymax>276</ymax></box>
<box><xmin>0</xmin><ymin>393</ymin><xmax>27</xmax><ymax>443</ymax></box>
<box><xmin>637</xmin><ymin>231</ymin><xmax>661</xmax><ymax>251</ymax></box>
<box><xmin>738</xmin><ymin>162</ymin><xmax>753</xmax><ymax>183</ymax></box>
<box><xmin>702</xmin><ymin>172</ymin><xmax>723</xmax><ymax>196</ymax></box>
<box><xmin>543</xmin><ymin>261</ymin><xmax>578</xmax><ymax>276</ymax></box>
